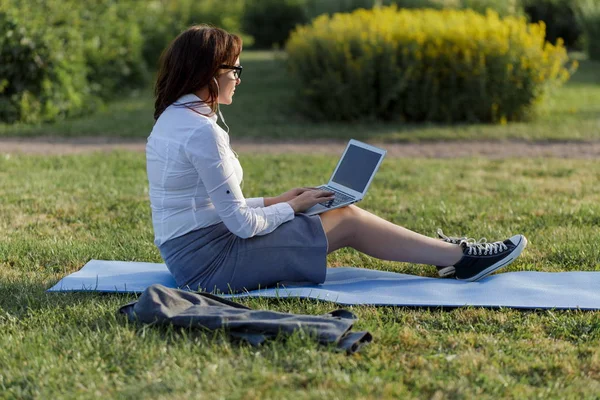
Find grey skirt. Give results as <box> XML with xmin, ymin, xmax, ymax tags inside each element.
<box><xmin>158</xmin><ymin>214</ymin><xmax>329</xmax><ymax>293</ymax></box>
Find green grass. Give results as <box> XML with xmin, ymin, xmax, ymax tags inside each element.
<box><xmin>1</xmin><ymin>51</ymin><xmax>599</xmax><ymax>142</ymax></box>
<box><xmin>1</xmin><ymin>152</ymin><xmax>600</xmax><ymax>398</ymax></box>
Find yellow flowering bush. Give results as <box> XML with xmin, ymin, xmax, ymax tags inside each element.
<box><xmin>286</xmin><ymin>6</ymin><xmax>574</xmax><ymax>123</ymax></box>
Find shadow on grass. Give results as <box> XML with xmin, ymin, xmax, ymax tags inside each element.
<box><xmin>0</xmin><ymin>278</ymin><xmax>342</xmax><ymax>351</ymax></box>
<box><xmin>0</xmin><ymin>279</ymin><xmax>138</xmax><ymax>316</ymax></box>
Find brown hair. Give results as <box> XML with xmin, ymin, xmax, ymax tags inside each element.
<box><xmin>153</xmin><ymin>25</ymin><xmax>242</xmax><ymax>121</ymax></box>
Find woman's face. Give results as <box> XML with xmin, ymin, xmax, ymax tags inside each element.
<box><xmin>217</xmin><ymin>56</ymin><xmax>241</xmax><ymax>105</ymax></box>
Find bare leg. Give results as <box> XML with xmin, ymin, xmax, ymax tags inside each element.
<box><xmin>318</xmin><ymin>205</ymin><xmax>463</xmax><ymax>267</ymax></box>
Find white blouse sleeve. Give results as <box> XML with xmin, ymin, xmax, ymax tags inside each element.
<box><xmin>245</xmin><ymin>197</ymin><xmax>264</xmax><ymax>208</ymax></box>
<box><xmin>185</xmin><ymin>126</ymin><xmax>294</xmax><ymax>239</ymax></box>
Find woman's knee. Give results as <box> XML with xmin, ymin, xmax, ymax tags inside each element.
<box><xmin>319</xmin><ymin>205</ymin><xmax>362</xmax><ymax>252</ymax></box>
<box><xmin>321</xmin><ymin>204</ymin><xmax>360</xmax><ymax>228</ymax></box>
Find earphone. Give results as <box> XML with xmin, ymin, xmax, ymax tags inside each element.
<box><xmin>213</xmin><ymin>77</ymin><xmax>230</xmax><ymax>133</ymax></box>
<box><xmin>213</xmin><ymin>77</ymin><xmax>242</xmax><ymax>187</ymax></box>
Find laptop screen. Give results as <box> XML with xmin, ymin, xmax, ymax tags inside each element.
<box><xmin>331</xmin><ymin>144</ymin><xmax>383</xmax><ymax>193</ymax></box>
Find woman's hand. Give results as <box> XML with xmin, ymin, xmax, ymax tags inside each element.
<box><xmin>274</xmin><ymin>187</ymin><xmax>319</xmax><ymax>203</ymax></box>
<box><xmin>287</xmin><ymin>189</ymin><xmax>335</xmax><ymax>213</ymax></box>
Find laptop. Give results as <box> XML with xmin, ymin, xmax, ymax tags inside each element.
<box><xmin>303</xmin><ymin>139</ymin><xmax>386</xmax><ymax>216</ymax></box>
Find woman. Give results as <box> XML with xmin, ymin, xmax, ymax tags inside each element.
<box><xmin>147</xmin><ymin>25</ymin><xmax>527</xmax><ymax>293</ymax></box>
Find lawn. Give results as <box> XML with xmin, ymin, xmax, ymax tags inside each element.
<box><xmin>1</xmin><ymin>152</ymin><xmax>600</xmax><ymax>398</ymax></box>
<box><xmin>1</xmin><ymin>51</ymin><xmax>599</xmax><ymax>142</ymax></box>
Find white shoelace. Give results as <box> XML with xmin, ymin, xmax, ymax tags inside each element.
<box><xmin>437</xmin><ymin>228</ymin><xmax>488</xmax><ymax>246</ymax></box>
<box><xmin>436</xmin><ymin>229</ymin><xmax>505</xmax><ymax>277</ymax></box>
<box><xmin>462</xmin><ymin>240</ymin><xmax>508</xmax><ymax>256</ymax></box>
<box><xmin>437</xmin><ymin>228</ymin><xmax>468</xmax><ymax>244</ymax></box>
<box><xmin>438</xmin><ymin>228</ymin><xmax>507</xmax><ymax>255</ymax></box>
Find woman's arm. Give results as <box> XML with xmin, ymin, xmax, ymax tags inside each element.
<box><xmin>185</xmin><ymin>127</ymin><xmax>294</xmax><ymax>239</ymax></box>
<box><xmin>246</xmin><ymin>197</ymin><xmax>265</xmax><ymax>208</ymax></box>
<box><xmin>263</xmin><ymin>197</ymin><xmax>279</xmax><ymax>207</ymax></box>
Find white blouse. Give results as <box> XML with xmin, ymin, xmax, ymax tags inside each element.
<box><xmin>146</xmin><ymin>93</ymin><xmax>294</xmax><ymax>246</ymax></box>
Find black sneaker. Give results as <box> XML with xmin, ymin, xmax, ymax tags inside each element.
<box><xmin>443</xmin><ymin>234</ymin><xmax>528</xmax><ymax>282</ymax></box>
<box><xmin>435</xmin><ymin>229</ymin><xmax>489</xmax><ymax>278</ymax></box>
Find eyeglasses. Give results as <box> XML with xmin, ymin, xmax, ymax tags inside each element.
<box><xmin>219</xmin><ymin>64</ymin><xmax>243</xmax><ymax>79</ymax></box>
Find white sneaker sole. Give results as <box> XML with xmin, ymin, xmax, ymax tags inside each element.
<box><xmin>458</xmin><ymin>235</ymin><xmax>528</xmax><ymax>282</ymax></box>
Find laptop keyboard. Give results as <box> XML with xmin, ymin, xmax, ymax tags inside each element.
<box><xmin>318</xmin><ymin>187</ymin><xmax>354</xmax><ymax>208</ymax></box>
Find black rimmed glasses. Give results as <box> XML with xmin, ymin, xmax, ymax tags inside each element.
<box><xmin>220</xmin><ymin>64</ymin><xmax>243</xmax><ymax>79</ymax></box>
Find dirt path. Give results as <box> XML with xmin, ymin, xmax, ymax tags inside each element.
<box><xmin>2</xmin><ymin>136</ymin><xmax>600</xmax><ymax>158</ymax></box>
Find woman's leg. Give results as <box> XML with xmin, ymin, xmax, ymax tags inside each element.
<box><xmin>319</xmin><ymin>205</ymin><xmax>463</xmax><ymax>267</ymax></box>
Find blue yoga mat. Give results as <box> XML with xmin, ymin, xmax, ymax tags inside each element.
<box><xmin>47</xmin><ymin>260</ymin><xmax>600</xmax><ymax>310</ymax></box>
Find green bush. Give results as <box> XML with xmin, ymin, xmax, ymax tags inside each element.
<box><xmin>303</xmin><ymin>0</ymin><xmax>523</xmax><ymax>19</ymax></box>
<box><xmin>138</xmin><ymin>0</ymin><xmax>248</xmax><ymax>69</ymax></box>
<box><xmin>304</xmin><ymin>0</ymin><xmax>377</xmax><ymax>19</ymax></box>
<box><xmin>575</xmin><ymin>0</ymin><xmax>600</xmax><ymax>61</ymax></box>
<box><xmin>0</xmin><ymin>0</ymin><xmax>152</xmax><ymax>123</ymax></box>
<box><xmin>78</xmin><ymin>1</ymin><xmax>149</xmax><ymax>99</ymax></box>
<box><xmin>459</xmin><ymin>0</ymin><xmax>523</xmax><ymax>17</ymax></box>
<box><xmin>242</xmin><ymin>0</ymin><xmax>307</xmax><ymax>49</ymax></box>
<box><xmin>0</xmin><ymin>0</ymin><xmax>254</xmax><ymax>124</ymax></box>
<box><xmin>392</xmin><ymin>0</ymin><xmax>523</xmax><ymax>17</ymax></box>
<box><xmin>286</xmin><ymin>6</ymin><xmax>574</xmax><ymax>123</ymax></box>
<box><xmin>0</xmin><ymin>9</ymin><xmax>93</xmax><ymax>123</ymax></box>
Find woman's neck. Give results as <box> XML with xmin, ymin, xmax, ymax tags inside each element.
<box><xmin>195</xmin><ymin>88</ymin><xmax>209</xmax><ymax>103</ymax></box>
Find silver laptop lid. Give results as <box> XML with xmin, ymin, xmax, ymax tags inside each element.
<box><xmin>327</xmin><ymin>139</ymin><xmax>387</xmax><ymax>199</ymax></box>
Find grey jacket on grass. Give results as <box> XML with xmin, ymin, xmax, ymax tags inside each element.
<box><xmin>119</xmin><ymin>284</ymin><xmax>372</xmax><ymax>354</ymax></box>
